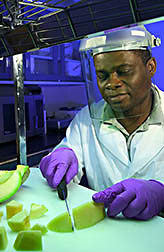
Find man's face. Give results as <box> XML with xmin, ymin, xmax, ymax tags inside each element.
<box><xmin>94</xmin><ymin>50</ymin><xmax>156</xmax><ymax>116</ymax></box>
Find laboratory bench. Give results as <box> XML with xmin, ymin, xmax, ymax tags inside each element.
<box><xmin>0</xmin><ymin>167</ymin><xmax>164</xmax><ymax>252</ymax></box>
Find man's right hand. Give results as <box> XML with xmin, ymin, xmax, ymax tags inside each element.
<box><xmin>40</xmin><ymin>147</ymin><xmax>78</xmax><ymax>188</ymax></box>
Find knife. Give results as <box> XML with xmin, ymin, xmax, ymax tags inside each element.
<box><xmin>57</xmin><ymin>176</ymin><xmax>67</xmax><ymax>200</ymax></box>
<box><xmin>57</xmin><ymin>176</ymin><xmax>74</xmax><ymax>231</ymax></box>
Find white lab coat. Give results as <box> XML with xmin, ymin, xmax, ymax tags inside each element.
<box><xmin>55</xmin><ymin>86</ymin><xmax>164</xmax><ymax>191</ymax></box>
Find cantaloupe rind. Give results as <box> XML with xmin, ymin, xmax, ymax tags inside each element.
<box><xmin>0</xmin><ymin>171</ymin><xmax>22</xmax><ymax>203</ymax></box>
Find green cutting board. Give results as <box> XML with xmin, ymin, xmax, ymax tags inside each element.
<box><xmin>0</xmin><ymin>168</ymin><xmax>164</xmax><ymax>252</ymax></box>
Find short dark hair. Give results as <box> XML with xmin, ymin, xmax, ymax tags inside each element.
<box><xmin>132</xmin><ymin>49</ymin><xmax>152</xmax><ymax>65</ymax></box>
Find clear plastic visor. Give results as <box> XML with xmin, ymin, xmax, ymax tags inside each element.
<box><xmin>80</xmin><ymin>49</ymin><xmax>154</xmax><ymax>122</ymax></box>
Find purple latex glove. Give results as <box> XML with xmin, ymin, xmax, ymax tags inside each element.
<box><xmin>40</xmin><ymin>147</ymin><xmax>78</xmax><ymax>188</ymax></box>
<box><xmin>92</xmin><ymin>178</ymin><xmax>164</xmax><ymax>220</ymax></box>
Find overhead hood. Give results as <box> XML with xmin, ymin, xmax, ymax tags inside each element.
<box><xmin>0</xmin><ymin>0</ymin><xmax>164</xmax><ymax>57</ymax></box>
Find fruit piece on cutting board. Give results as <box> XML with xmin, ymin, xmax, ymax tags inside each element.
<box><xmin>16</xmin><ymin>165</ymin><xmax>30</xmax><ymax>184</ymax></box>
<box><xmin>6</xmin><ymin>200</ymin><xmax>23</xmax><ymax>219</ymax></box>
<box><xmin>0</xmin><ymin>171</ymin><xmax>13</xmax><ymax>184</ymax></box>
<box><xmin>47</xmin><ymin>212</ymin><xmax>73</xmax><ymax>233</ymax></box>
<box><xmin>13</xmin><ymin>230</ymin><xmax>42</xmax><ymax>251</ymax></box>
<box><xmin>30</xmin><ymin>203</ymin><xmax>48</xmax><ymax>219</ymax></box>
<box><xmin>0</xmin><ymin>170</ymin><xmax>22</xmax><ymax>203</ymax></box>
<box><xmin>0</xmin><ymin>226</ymin><xmax>8</xmax><ymax>250</ymax></box>
<box><xmin>7</xmin><ymin>209</ymin><xmax>30</xmax><ymax>232</ymax></box>
<box><xmin>31</xmin><ymin>223</ymin><xmax>48</xmax><ymax>235</ymax></box>
<box><xmin>72</xmin><ymin>201</ymin><xmax>105</xmax><ymax>230</ymax></box>
<box><xmin>0</xmin><ymin>165</ymin><xmax>29</xmax><ymax>185</ymax></box>
<box><xmin>0</xmin><ymin>211</ymin><xmax>3</xmax><ymax>221</ymax></box>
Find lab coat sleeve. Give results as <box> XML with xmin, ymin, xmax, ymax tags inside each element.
<box><xmin>52</xmin><ymin>106</ymin><xmax>89</xmax><ymax>184</ymax></box>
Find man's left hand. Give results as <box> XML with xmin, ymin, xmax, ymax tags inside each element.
<box><xmin>92</xmin><ymin>178</ymin><xmax>164</xmax><ymax>220</ymax></box>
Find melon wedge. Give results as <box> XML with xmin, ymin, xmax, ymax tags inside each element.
<box><xmin>13</xmin><ymin>230</ymin><xmax>42</xmax><ymax>251</ymax></box>
<box><xmin>72</xmin><ymin>201</ymin><xmax>105</xmax><ymax>230</ymax></box>
<box><xmin>0</xmin><ymin>171</ymin><xmax>14</xmax><ymax>184</ymax></box>
<box><xmin>0</xmin><ymin>226</ymin><xmax>8</xmax><ymax>250</ymax></box>
<box><xmin>0</xmin><ymin>171</ymin><xmax>22</xmax><ymax>203</ymax></box>
<box><xmin>47</xmin><ymin>212</ymin><xmax>73</xmax><ymax>233</ymax></box>
<box><xmin>0</xmin><ymin>165</ymin><xmax>29</xmax><ymax>185</ymax></box>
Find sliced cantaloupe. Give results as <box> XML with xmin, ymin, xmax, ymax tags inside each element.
<box><xmin>72</xmin><ymin>201</ymin><xmax>105</xmax><ymax>230</ymax></box>
<box><xmin>0</xmin><ymin>165</ymin><xmax>30</xmax><ymax>203</ymax></box>
<box><xmin>30</xmin><ymin>203</ymin><xmax>48</xmax><ymax>219</ymax></box>
<box><xmin>0</xmin><ymin>171</ymin><xmax>22</xmax><ymax>203</ymax></box>
<box><xmin>6</xmin><ymin>200</ymin><xmax>23</xmax><ymax>219</ymax></box>
<box><xmin>0</xmin><ymin>171</ymin><xmax>14</xmax><ymax>184</ymax></box>
<box><xmin>0</xmin><ymin>226</ymin><xmax>8</xmax><ymax>250</ymax></box>
<box><xmin>0</xmin><ymin>165</ymin><xmax>29</xmax><ymax>185</ymax></box>
<box><xmin>7</xmin><ymin>209</ymin><xmax>30</xmax><ymax>232</ymax></box>
<box><xmin>13</xmin><ymin>230</ymin><xmax>42</xmax><ymax>251</ymax></box>
<box><xmin>47</xmin><ymin>212</ymin><xmax>73</xmax><ymax>233</ymax></box>
<box><xmin>31</xmin><ymin>224</ymin><xmax>48</xmax><ymax>235</ymax></box>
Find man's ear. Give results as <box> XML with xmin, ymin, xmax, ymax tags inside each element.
<box><xmin>147</xmin><ymin>57</ymin><xmax>157</xmax><ymax>77</ymax></box>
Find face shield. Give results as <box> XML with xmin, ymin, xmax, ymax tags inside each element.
<box><xmin>80</xmin><ymin>25</ymin><xmax>161</xmax><ymax>122</ymax></box>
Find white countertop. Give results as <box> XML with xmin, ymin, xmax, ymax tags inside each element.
<box><xmin>0</xmin><ymin>167</ymin><xmax>164</xmax><ymax>252</ymax></box>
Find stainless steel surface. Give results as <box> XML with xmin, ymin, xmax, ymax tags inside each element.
<box><xmin>13</xmin><ymin>53</ymin><xmax>27</xmax><ymax>165</ymax></box>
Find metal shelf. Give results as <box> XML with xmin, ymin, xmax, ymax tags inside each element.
<box><xmin>0</xmin><ymin>0</ymin><xmax>164</xmax><ymax>57</ymax></box>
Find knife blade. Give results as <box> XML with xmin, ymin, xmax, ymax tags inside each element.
<box><xmin>57</xmin><ymin>176</ymin><xmax>74</xmax><ymax>231</ymax></box>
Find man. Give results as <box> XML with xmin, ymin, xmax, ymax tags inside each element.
<box><xmin>40</xmin><ymin>25</ymin><xmax>164</xmax><ymax>220</ymax></box>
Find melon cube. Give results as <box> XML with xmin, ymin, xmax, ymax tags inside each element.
<box><xmin>6</xmin><ymin>200</ymin><xmax>23</xmax><ymax>219</ymax></box>
<box><xmin>0</xmin><ymin>226</ymin><xmax>8</xmax><ymax>250</ymax></box>
<box><xmin>47</xmin><ymin>212</ymin><xmax>73</xmax><ymax>233</ymax></box>
<box><xmin>30</xmin><ymin>203</ymin><xmax>48</xmax><ymax>219</ymax></box>
<box><xmin>13</xmin><ymin>230</ymin><xmax>42</xmax><ymax>251</ymax></box>
<box><xmin>31</xmin><ymin>224</ymin><xmax>48</xmax><ymax>235</ymax></box>
<box><xmin>0</xmin><ymin>211</ymin><xmax>3</xmax><ymax>221</ymax></box>
<box><xmin>72</xmin><ymin>201</ymin><xmax>105</xmax><ymax>230</ymax></box>
<box><xmin>8</xmin><ymin>209</ymin><xmax>30</xmax><ymax>232</ymax></box>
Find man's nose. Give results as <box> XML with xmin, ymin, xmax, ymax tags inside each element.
<box><xmin>107</xmin><ymin>72</ymin><xmax>122</xmax><ymax>89</ymax></box>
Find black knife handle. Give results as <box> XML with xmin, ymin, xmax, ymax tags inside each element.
<box><xmin>57</xmin><ymin>176</ymin><xmax>68</xmax><ymax>200</ymax></box>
